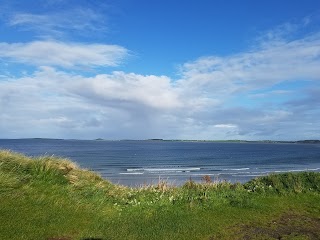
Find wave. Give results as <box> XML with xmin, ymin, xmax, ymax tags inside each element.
<box><xmin>272</xmin><ymin>168</ymin><xmax>320</xmax><ymax>173</ymax></box>
<box><xmin>119</xmin><ymin>172</ymin><xmax>144</xmax><ymax>175</ymax></box>
<box><xmin>222</xmin><ymin>167</ymin><xmax>250</xmax><ymax>171</ymax></box>
<box><xmin>308</xmin><ymin>168</ymin><xmax>320</xmax><ymax>171</ymax></box>
<box><xmin>127</xmin><ymin>167</ymin><xmax>201</xmax><ymax>173</ymax></box>
<box><xmin>120</xmin><ymin>167</ymin><xmax>320</xmax><ymax>177</ymax></box>
<box><xmin>231</xmin><ymin>168</ymin><xmax>320</xmax><ymax>178</ymax></box>
<box><xmin>232</xmin><ymin>174</ymin><xmax>265</xmax><ymax>177</ymax></box>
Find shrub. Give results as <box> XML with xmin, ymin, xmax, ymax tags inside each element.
<box><xmin>244</xmin><ymin>172</ymin><xmax>320</xmax><ymax>194</ymax></box>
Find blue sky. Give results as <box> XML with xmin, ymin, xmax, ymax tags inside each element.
<box><xmin>0</xmin><ymin>0</ymin><xmax>320</xmax><ymax>140</ymax></box>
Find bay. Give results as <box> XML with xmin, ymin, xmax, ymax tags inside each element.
<box><xmin>1</xmin><ymin>139</ymin><xmax>320</xmax><ymax>186</ymax></box>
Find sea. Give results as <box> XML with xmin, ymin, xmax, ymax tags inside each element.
<box><xmin>1</xmin><ymin>139</ymin><xmax>320</xmax><ymax>186</ymax></box>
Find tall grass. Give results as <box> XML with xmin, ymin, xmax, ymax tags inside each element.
<box><xmin>1</xmin><ymin>149</ymin><xmax>320</xmax><ymax>207</ymax></box>
<box><xmin>244</xmin><ymin>171</ymin><xmax>320</xmax><ymax>194</ymax></box>
<box><xmin>1</xmin><ymin>150</ymin><xmax>320</xmax><ymax>240</ymax></box>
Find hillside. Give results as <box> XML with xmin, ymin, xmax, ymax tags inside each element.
<box><xmin>1</xmin><ymin>150</ymin><xmax>320</xmax><ymax>240</ymax></box>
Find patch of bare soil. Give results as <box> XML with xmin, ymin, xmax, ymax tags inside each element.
<box><xmin>47</xmin><ymin>237</ymin><xmax>103</xmax><ymax>240</ymax></box>
<box><xmin>47</xmin><ymin>237</ymin><xmax>72</xmax><ymax>240</ymax></box>
<box><xmin>240</xmin><ymin>213</ymin><xmax>320</xmax><ymax>240</ymax></box>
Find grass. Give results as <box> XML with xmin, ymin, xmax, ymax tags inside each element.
<box><xmin>1</xmin><ymin>150</ymin><xmax>320</xmax><ymax>239</ymax></box>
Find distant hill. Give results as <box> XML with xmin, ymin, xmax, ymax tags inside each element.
<box><xmin>296</xmin><ymin>140</ymin><xmax>320</xmax><ymax>144</ymax></box>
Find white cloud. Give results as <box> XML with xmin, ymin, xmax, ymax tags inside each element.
<box><xmin>71</xmin><ymin>71</ymin><xmax>182</xmax><ymax>110</ymax></box>
<box><xmin>214</xmin><ymin>124</ymin><xmax>237</xmax><ymax>129</ymax></box>
<box><xmin>1</xmin><ymin>20</ymin><xmax>320</xmax><ymax>140</ymax></box>
<box><xmin>0</xmin><ymin>67</ymin><xmax>182</xmax><ymax>138</ymax></box>
<box><xmin>8</xmin><ymin>7</ymin><xmax>108</xmax><ymax>37</ymax></box>
<box><xmin>0</xmin><ymin>41</ymin><xmax>129</xmax><ymax>68</ymax></box>
<box><xmin>179</xmin><ymin>32</ymin><xmax>320</xmax><ymax>97</ymax></box>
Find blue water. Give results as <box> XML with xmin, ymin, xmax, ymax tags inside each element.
<box><xmin>1</xmin><ymin>139</ymin><xmax>320</xmax><ymax>186</ymax></box>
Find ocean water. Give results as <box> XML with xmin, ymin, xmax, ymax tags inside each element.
<box><xmin>1</xmin><ymin>139</ymin><xmax>320</xmax><ymax>186</ymax></box>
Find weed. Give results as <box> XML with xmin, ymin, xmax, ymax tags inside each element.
<box><xmin>202</xmin><ymin>175</ymin><xmax>212</xmax><ymax>183</ymax></box>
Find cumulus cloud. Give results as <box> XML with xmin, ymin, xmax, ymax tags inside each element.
<box><xmin>1</xmin><ymin>20</ymin><xmax>320</xmax><ymax>140</ymax></box>
<box><xmin>179</xmin><ymin>32</ymin><xmax>320</xmax><ymax>95</ymax></box>
<box><xmin>0</xmin><ymin>67</ymin><xmax>182</xmax><ymax>139</ymax></box>
<box><xmin>172</xmin><ymin>26</ymin><xmax>320</xmax><ymax>140</ymax></box>
<box><xmin>0</xmin><ymin>41</ymin><xmax>129</xmax><ymax>68</ymax></box>
<box><xmin>69</xmin><ymin>71</ymin><xmax>182</xmax><ymax>110</ymax></box>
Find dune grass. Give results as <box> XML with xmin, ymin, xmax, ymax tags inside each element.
<box><xmin>1</xmin><ymin>150</ymin><xmax>320</xmax><ymax>239</ymax></box>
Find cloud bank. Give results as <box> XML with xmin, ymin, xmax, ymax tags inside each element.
<box><xmin>0</xmin><ymin>41</ymin><xmax>128</xmax><ymax>68</ymax></box>
<box><xmin>1</xmin><ymin>17</ymin><xmax>320</xmax><ymax>140</ymax></box>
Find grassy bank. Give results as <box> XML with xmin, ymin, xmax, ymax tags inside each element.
<box><xmin>1</xmin><ymin>150</ymin><xmax>320</xmax><ymax>240</ymax></box>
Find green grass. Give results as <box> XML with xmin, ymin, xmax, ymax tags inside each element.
<box><xmin>1</xmin><ymin>150</ymin><xmax>320</xmax><ymax>240</ymax></box>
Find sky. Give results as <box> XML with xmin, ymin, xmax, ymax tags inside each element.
<box><xmin>0</xmin><ymin>0</ymin><xmax>320</xmax><ymax>140</ymax></box>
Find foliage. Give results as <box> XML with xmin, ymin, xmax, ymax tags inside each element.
<box><xmin>244</xmin><ymin>171</ymin><xmax>320</xmax><ymax>194</ymax></box>
<box><xmin>1</xmin><ymin>150</ymin><xmax>320</xmax><ymax>239</ymax></box>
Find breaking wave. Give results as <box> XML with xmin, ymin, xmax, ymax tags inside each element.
<box><xmin>126</xmin><ymin>167</ymin><xmax>201</xmax><ymax>173</ymax></box>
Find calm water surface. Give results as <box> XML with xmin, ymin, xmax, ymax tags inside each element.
<box><xmin>1</xmin><ymin>139</ymin><xmax>320</xmax><ymax>186</ymax></box>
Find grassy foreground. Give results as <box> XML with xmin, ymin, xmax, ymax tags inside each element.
<box><xmin>1</xmin><ymin>150</ymin><xmax>320</xmax><ymax>240</ymax></box>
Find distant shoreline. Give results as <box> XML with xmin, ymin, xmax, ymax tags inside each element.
<box><xmin>1</xmin><ymin>138</ymin><xmax>320</xmax><ymax>144</ymax></box>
